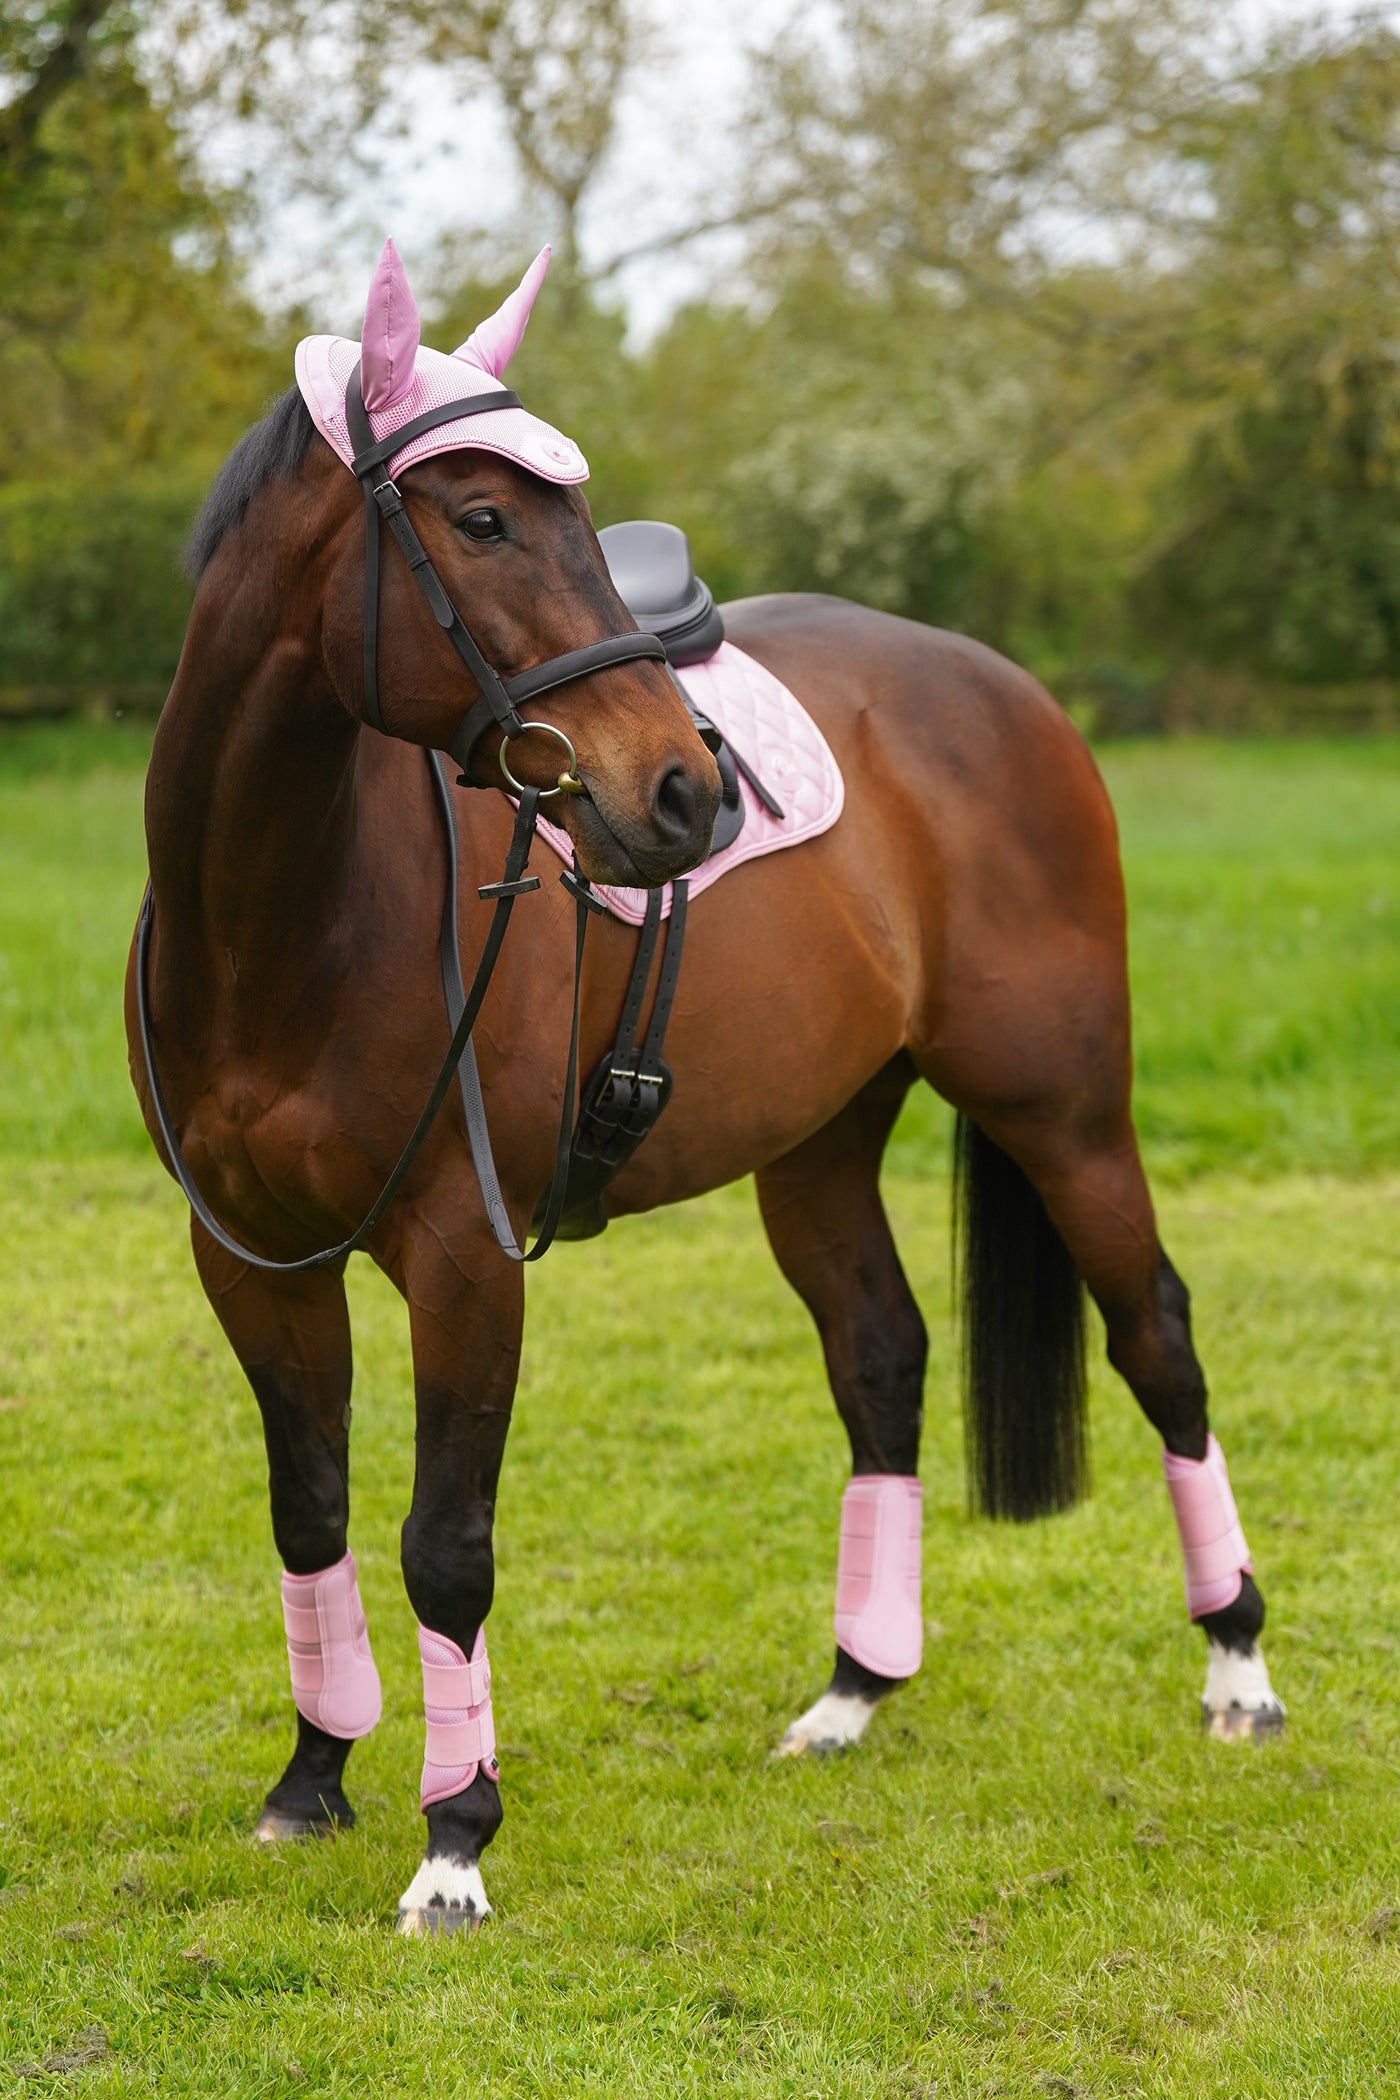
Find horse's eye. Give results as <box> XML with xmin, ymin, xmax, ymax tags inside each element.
<box><xmin>460</xmin><ymin>508</ymin><xmax>504</xmax><ymax>541</ymax></box>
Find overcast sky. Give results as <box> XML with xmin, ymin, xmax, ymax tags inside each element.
<box><xmin>247</xmin><ymin>0</ymin><xmax>1398</xmax><ymax>342</ymax></box>
<box><xmin>243</xmin><ymin>0</ymin><xmax>796</xmax><ymax>339</ymax></box>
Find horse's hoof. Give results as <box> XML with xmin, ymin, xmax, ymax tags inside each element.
<box><xmin>775</xmin><ymin>1689</ymin><xmax>876</xmax><ymax>1758</ymax></box>
<box><xmin>253</xmin><ymin>1808</ymin><xmax>341</xmax><ymax>1844</ymax></box>
<box><xmin>1202</xmin><ymin>1700</ymin><xmax>1286</xmax><ymax>1742</ymax></box>
<box><xmin>1200</xmin><ymin>1642</ymin><xmax>1285</xmax><ymax>1743</ymax></box>
<box><xmin>397</xmin><ymin>1902</ymin><xmax>486</xmax><ymax>1937</ymax></box>
<box><xmin>396</xmin><ymin>1858</ymin><xmax>490</xmax><ymax>1936</ymax></box>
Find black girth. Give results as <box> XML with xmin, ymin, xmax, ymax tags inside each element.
<box><xmin>538</xmin><ymin>879</ymin><xmax>690</xmax><ymax>1240</ymax></box>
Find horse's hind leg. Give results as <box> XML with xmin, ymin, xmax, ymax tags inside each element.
<box><xmin>756</xmin><ymin>1056</ymin><xmax>929</xmax><ymax>1757</ymax></box>
<box><xmin>959</xmin><ymin>1100</ymin><xmax>1284</xmax><ymax>1738</ymax></box>
<box><xmin>191</xmin><ymin>1227</ymin><xmax>382</xmax><ymax>1839</ymax></box>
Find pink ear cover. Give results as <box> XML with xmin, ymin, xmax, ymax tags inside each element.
<box><xmin>280</xmin><ymin>1550</ymin><xmax>383</xmax><ymax>1740</ymax></box>
<box><xmin>454</xmin><ymin>244</ymin><xmax>551</xmax><ymax>380</ymax></box>
<box><xmin>359</xmin><ymin>236</ymin><xmax>421</xmax><ymax>412</ymax></box>
<box><xmin>296</xmin><ymin>239</ymin><xmax>586</xmax><ymax>487</ymax></box>
<box><xmin>1163</xmin><ymin>1433</ymin><xmax>1252</xmax><ymax>1619</ymax></box>
<box><xmin>834</xmin><ymin>1474</ymin><xmax>923</xmax><ymax>1679</ymax></box>
<box><xmin>420</xmin><ymin>1624</ymin><xmax>497</xmax><ymax>1810</ymax></box>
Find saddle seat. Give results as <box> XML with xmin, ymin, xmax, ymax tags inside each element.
<box><xmin>596</xmin><ymin>520</ymin><xmax>725</xmax><ymax>668</ymax></box>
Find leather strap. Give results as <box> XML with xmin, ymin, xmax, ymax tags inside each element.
<box><xmin>544</xmin><ymin>874</ymin><xmax>691</xmax><ymax>1239</ymax></box>
<box><xmin>346</xmin><ymin>368</ymin><xmax>524</xmax><ymax>745</ymax></box>
<box><xmin>641</xmin><ymin>879</ymin><xmax>689</xmax><ymax>1076</ymax></box>
<box><xmin>348</xmin><ymin>390</ymin><xmax>523</xmax><ymax>477</ymax></box>
<box><xmin>614</xmin><ymin>888</ymin><xmax>665</xmax><ymax>1067</ymax></box>
<box><xmin>446</xmin><ymin>626</ymin><xmax>668</xmax><ymax>785</ymax></box>
<box><xmin>434</xmin><ymin>755</ymin><xmax>597</xmax><ymax>1262</ymax></box>
<box><xmin>727</xmin><ymin>739</ymin><xmax>786</xmax><ymax>819</ymax></box>
<box><xmin>140</xmin><ymin>367</ymin><xmax>681</xmax><ymax>1275</ymax></box>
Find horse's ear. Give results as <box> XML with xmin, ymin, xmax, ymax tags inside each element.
<box><xmin>453</xmin><ymin>246</ymin><xmax>551</xmax><ymax>380</ymax></box>
<box><xmin>360</xmin><ymin>237</ymin><xmax>421</xmax><ymax>411</ymax></box>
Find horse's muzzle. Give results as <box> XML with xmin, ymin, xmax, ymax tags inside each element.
<box><xmin>570</xmin><ymin>749</ymin><xmax>721</xmax><ymax>888</ymax></box>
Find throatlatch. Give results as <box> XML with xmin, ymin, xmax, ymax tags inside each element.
<box><xmin>834</xmin><ymin>1475</ymin><xmax>924</xmax><ymax>1680</ymax></box>
<box><xmin>280</xmin><ymin>1551</ymin><xmax>383</xmax><ymax>1740</ymax></box>
<box><xmin>1163</xmin><ymin>1434</ymin><xmax>1252</xmax><ymax>1619</ymax></box>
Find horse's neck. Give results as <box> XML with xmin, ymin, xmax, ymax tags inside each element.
<box><xmin>147</xmin><ymin>623</ymin><xmax>364</xmax><ymax>985</ymax></box>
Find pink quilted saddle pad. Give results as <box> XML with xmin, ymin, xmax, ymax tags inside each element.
<box><xmin>534</xmin><ymin>641</ymin><xmax>844</xmax><ymax>924</ymax></box>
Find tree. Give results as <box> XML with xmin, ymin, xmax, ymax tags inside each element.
<box><xmin>721</xmin><ymin>2</ymin><xmax>1400</xmax><ymax>682</ymax></box>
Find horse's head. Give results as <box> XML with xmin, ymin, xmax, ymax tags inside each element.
<box><xmin>303</xmin><ymin>241</ymin><xmax>721</xmax><ymax>887</ymax></box>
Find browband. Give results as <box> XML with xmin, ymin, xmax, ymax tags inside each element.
<box><xmin>348</xmin><ymin>390</ymin><xmax>525</xmax><ymax>478</ymax></box>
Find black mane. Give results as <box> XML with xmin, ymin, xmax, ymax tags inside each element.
<box><xmin>184</xmin><ymin>386</ymin><xmax>318</xmax><ymax>579</ymax></box>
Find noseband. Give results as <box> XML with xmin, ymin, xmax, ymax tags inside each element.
<box><xmin>136</xmin><ymin>374</ymin><xmax>677</xmax><ymax>1276</ymax></box>
<box><xmin>342</xmin><ymin>367</ymin><xmax>666</xmax><ymax>783</ymax></box>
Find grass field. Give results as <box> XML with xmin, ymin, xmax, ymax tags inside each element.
<box><xmin>2</xmin><ymin>725</ymin><xmax>1400</xmax><ymax>2096</ymax></box>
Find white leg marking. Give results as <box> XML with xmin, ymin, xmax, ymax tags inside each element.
<box><xmin>396</xmin><ymin>1856</ymin><xmax>491</xmax><ymax>1936</ymax></box>
<box><xmin>1202</xmin><ymin>1640</ymin><xmax>1285</xmax><ymax>1740</ymax></box>
<box><xmin>776</xmin><ymin>1689</ymin><xmax>877</xmax><ymax>1758</ymax></box>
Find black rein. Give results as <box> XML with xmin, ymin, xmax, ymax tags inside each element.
<box><xmin>136</xmin><ymin>762</ymin><xmax>595</xmax><ymax>1272</ymax></box>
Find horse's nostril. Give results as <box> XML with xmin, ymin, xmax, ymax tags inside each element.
<box><xmin>652</xmin><ymin>763</ymin><xmax>701</xmax><ymax>842</ymax></box>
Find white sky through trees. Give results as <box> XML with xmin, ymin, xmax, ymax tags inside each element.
<box><xmin>242</xmin><ymin>0</ymin><xmax>1397</xmax><ymax>338</ymax></box>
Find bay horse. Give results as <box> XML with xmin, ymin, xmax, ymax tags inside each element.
<box><xmin>126</xmin><ymin>244</ymin><xmax>1282</xmax><ymax>1935</ymax></box>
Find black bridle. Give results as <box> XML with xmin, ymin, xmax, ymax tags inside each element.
<box><xmin>136</xmin><ymin>372</ymin><xmax>676</xmax><ymax>1273</ymax></box>
<box><xmin>341</xmin><ymin>367</ymin><xmax>665</xmax><ymax>781</ymax></box>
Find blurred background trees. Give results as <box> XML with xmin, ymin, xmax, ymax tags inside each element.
<box><xmin>4</xmin><ymin>0</ymin><xmax>1400</xmax><ymax>725</ymax></box>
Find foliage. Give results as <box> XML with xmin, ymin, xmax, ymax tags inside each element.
<box><xmin>396</xmin><ymin>0</ymin><xmax>645</xmax><ymax>274</ymax></box>
<box><xmin>8</xmin><ymin>3</ymin><xmax>1400</xmax><ymax>702</ymax></box>
<box><xmin>0</xmin><ymin>477</ymin><xmax>201</xmax><ymax>688</ymax></box>
<box><xmin>723</xmin><ymin>5</ymin><xmax>1400</xmax><ymax>683</ymax></box>
<box><xmin>0</xmin><ymin>6</ymin><xmax>287</xmax><ymax>483</ymax></box>
<box><xmin>1135</xmin><ymin>356</ymin><xmax>1400</xmax><ymax>681</ymax></box>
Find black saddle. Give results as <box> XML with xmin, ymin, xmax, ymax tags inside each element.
<box><xmin>597</xmin><ymin>520</ymin><xmax>725</xmax><ymax>667</ymax></box>
<box><xmin>598</xmin><ymin>520</ymin><xmax>782</xmax><ymax>854</ymax></box>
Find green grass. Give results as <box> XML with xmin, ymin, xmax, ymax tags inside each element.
<box><xmin>3</xmin><ymin>723</ymin><xmax>1400</xmax><ymax>2094</ymax></box>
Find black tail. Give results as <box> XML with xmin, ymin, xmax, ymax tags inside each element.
<box><xmin>953</xmin><ymin>1115</ymin><xmax>1089</xmax><ymax>1521</ymax></box>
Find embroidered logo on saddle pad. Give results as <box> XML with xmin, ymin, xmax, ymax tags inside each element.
<box><xmin>535</xmin><ymin>641</ymin><xmax>844</xmax><ymax>922</ymax></box>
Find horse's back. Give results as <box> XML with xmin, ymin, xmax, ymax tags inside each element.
<box><xmin>721</xmin><ymin>591</ymin><xmax>1122</xmax><ymax>925</ymax></box>
<box><xmin>606</xmin><ymin>592</ymin><xmax>1130</xmax><ymax>1208</ymax></box>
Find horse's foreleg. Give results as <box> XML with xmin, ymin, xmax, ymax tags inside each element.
<box><xmin>756</xmin><ymin>1058</ymin><xmax>928</xmax><ymax>1757</ymax></box>
<box><xmin>394</xmin><ymin>1222</ymin><xmax>522</xmax><ymax>1936</ymax></box>
<box><xmin>973</xmin><ymin>1109</ymin><xmax>1284</xmax><ymax>1739</ymax></box>
<box><xmin>191</xmin><ymin>1226</ymin><xmax>380</xmax><ymax>1839</ymax></box>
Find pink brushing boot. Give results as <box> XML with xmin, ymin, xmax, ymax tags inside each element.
<box><xmin>397</xmin><ymin>1626</ymin><xmax>499</xmax><ymax>1935</ymax></box>
<box><xmin>779</xmin><ymin>1475</ymin><xmax>923</xmax><ymax>1757</ymax></box>
<box><xmin>255</xmin><ymin>1550</ymin><xmax>382</xmax><ymax>1842</ymax></box>
<box><xmin>1164</xmin><ymin>1436</ymin><xmax>1284</xmax><ymax>1738</ymax></box>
